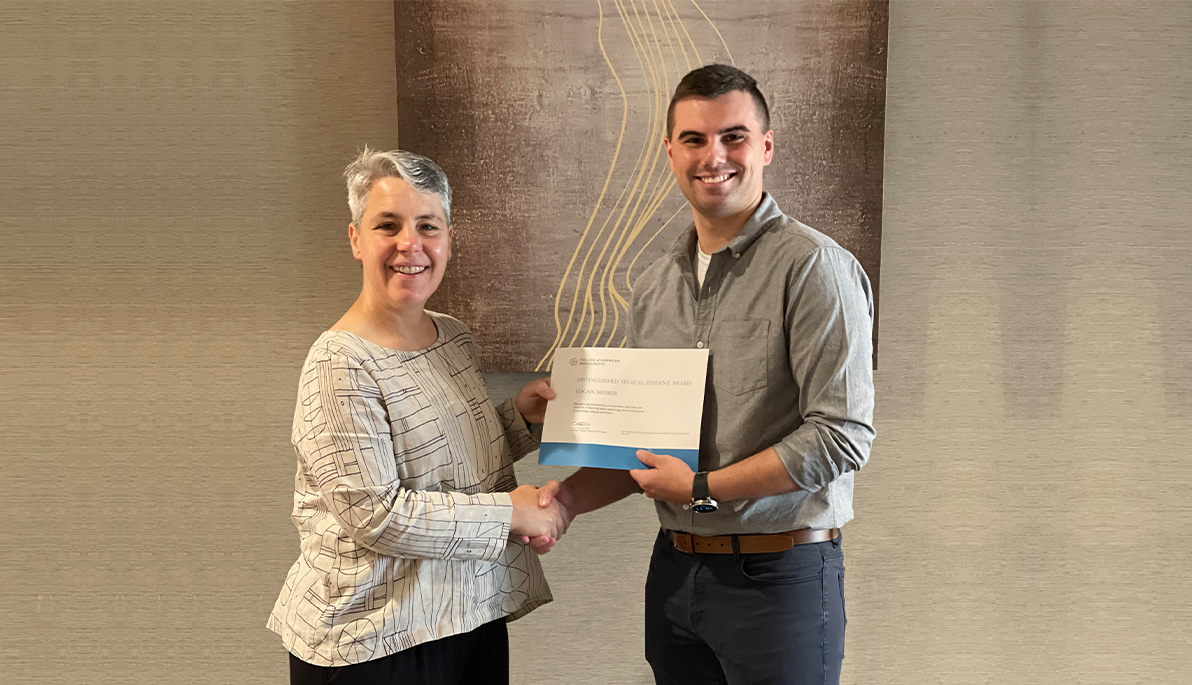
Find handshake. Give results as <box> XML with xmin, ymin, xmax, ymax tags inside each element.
<box><xmin>509</xmin><ymin>481</ymin><xmax>574</xmax><ymax>555</ymax></box>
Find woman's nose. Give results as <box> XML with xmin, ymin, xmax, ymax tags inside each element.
<box><xmin>395</xmin><ymin>227</ymin><xmax>421</xmax><ymax>251</ymax></box>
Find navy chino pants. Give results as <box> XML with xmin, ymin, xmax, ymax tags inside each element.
<box><xmin>645</xmin><ymin>529</ymin><xmax>847</xmax><ymax>685</ymax></box>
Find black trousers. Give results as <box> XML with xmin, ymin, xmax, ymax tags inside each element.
<box><xmin>289</xmin><ymin>618</ymin><xmax>509</xmax><ymax>685</ymax></box>
<box><xmin>645</xmin><ymin>529</ymin><xmax>847</xmax><ymax>685</ymax></box>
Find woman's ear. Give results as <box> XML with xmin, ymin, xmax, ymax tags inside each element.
<box><xmin>348</xmin><ymin>222</ymin><xmax>362</xmax><ymax>261</ymax></box>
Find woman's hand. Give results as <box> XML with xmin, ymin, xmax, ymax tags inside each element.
<box><xmin>514</xmin><ymin>377</ymin><xmax>556</xmax><ymax>426</ymax></box>
<box><xmin>509</xmin><ymin>484</ymin><xmax>569</xmax><ymax>545</ymax></box>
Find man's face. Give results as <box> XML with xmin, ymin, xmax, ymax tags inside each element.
<box><xmin>665</xmin><ymin>90</ymin><xmax>774</xmax><ymax>223</ymax></box>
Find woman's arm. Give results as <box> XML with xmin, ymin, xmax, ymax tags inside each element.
<box><xmin>295</xmin><ymin>349</ymin><xmax>560</xmax><ymax>561</ymax></box>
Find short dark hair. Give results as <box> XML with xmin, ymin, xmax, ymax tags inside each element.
<box><xmin>666</xmin><ymin>64</ymin><xmax>771</xmax><ymax>138</ymax></box>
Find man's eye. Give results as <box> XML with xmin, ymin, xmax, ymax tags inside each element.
<box><xmin>420</xmin><ymin>224</ymin><xmax>440</xmax><ymax>232</ymax></box>
<box><xmin>724</xmin><ymin>134</ymin><xmax>744</xmax><ymax>143</ymax></box>
<box><xmin>377</xmin><ymin>223</ymin><xmax>397</xmax><ymax>231</ymax></box>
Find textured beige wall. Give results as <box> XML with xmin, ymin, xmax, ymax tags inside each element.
<box><xmin>2</xmin><ymin>1</ymin><xmax>1189</xmax><ymax>683</ymax></box>
<box><xmin>850</xmin><ymin>1</ymin><xmax>1191</xmax><ymax>683</ymax></box>
<box><xmin>0</xmin><ymin>1</ymin><xmax>401</xmax><ymax>682</ymax></box>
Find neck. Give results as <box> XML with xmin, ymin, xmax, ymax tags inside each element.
<box><xmin>335</xmin><ymin>290</ymin><xmax>434</xmax><ymax>350</ymax></box>
<box><xmin>692</xmin><ymin>194</ymin><xmax>763</xmax><ymax>253</ymax></box>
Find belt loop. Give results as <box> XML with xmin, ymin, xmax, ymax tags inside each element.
<box><xmin>731</xmin><ymin>534</ymin><xmax>741</xmax><ymax>559</ymax></box>
<box><xmin>831</xmin><ymin>529</ymin><xmax>841</xmax><ymax>548</ymax></box>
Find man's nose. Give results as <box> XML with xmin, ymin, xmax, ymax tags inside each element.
<box><xmin>704</xmin><ymin>140</ymin><xmax>727</xmax><ymax>166</ymax></box>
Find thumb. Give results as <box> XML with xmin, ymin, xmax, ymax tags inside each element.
<box><xmin>635</xmin><ymin>449</ymin><xmax>659</xmax><ymax>467</ymax></box>
<box><xmin>538</xmin><ymin>480</ymin><xmax>561</xmax><ymax>508</ymax></box>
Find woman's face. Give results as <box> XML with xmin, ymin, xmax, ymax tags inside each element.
<box><xmin>349</xmin><ymin>176</ymin><xmax>452</xmax><ymax>313</ymax></box>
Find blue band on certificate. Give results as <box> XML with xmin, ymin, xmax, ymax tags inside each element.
<box><xmin>538</xmin><ymin>442</ymin><xmax>698</xmax><ymax>471</ymax></box>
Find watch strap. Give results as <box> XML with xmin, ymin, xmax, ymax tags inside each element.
<box><xmin>692</xmin><ymin>471</ymin><xmax>710</xmax><ymax>501</ymax></box>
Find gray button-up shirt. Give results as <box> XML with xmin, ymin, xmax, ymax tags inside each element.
<box><xmin>628</xmin><ymin>193</ymin><xmax>875</xmax><ymax>535</ymax></box>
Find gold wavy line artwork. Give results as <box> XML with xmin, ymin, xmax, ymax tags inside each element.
<box><xmin>536</xmin><ymin>0</ymin><xmax>734</xmax><ymax>371</ymax></box>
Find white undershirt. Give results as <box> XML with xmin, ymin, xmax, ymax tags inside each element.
<box><xmin>695</xmin><ymin>243</ymin><xmax>712</xmax><ymax>289</ymax></box>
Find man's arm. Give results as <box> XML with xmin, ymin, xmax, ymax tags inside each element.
<box><xmin>537</xmin><ymin>467</ymin><xmax>641</xmax><ymax>516</ymax></box>
<box><xmin>527</xmin><ymin>468</ymin><xmax>640</xmax><ymax>553</ymax></box>
<box><xmin>630</xmin><ymin>447</ymin><xmax>796</xmax><ymax>504</ymax></box>
<box><xmin>632</xmin><ymin>246</ymin><xmax>875</xmax><ymax>505</ymax></box>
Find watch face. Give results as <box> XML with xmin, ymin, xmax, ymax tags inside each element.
<box><xmin>692</xmin><ymin>502</ymin><xmax>717</xmax><ymax>513</ymax></box>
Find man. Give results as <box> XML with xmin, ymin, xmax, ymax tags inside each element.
<box><xmin>539</xmin><ymin>64</ymin><xmax>875</xmax><ymax>685</ymax></box>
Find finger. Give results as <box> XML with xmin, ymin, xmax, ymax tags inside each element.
<box><xmin>628</xmin><ymin>469</ymin><xmax>649</xmax><ymax>487</ymax></box>
<box><xmin>548</xmin><ymin>507</ymin><xmax>568</xmax><ymax>537</ymax></box>
<box><xmin>557</xmin><ymin>505</ymin><xmax>571</xmax><ymax>535</ymax></box>
<box><xmin>537</xmin><ymin>378</ymin><xmax>557</xmax><ymax>400</ymax></box>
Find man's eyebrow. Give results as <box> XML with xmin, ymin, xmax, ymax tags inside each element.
<box><xmin>676</xmin><ymin>124</ymin><xmax>751</xmax><ymax>139</ymax></box>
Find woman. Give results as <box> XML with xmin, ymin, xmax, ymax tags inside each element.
<box><xmin>268</xmin><ymin>148</ymin><xmax>565</xmax><ymax>684</ymax></box>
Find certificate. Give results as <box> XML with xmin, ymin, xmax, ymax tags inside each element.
<box><xmin>538</xmin><ymin>347</ymin><xmax>709</xmax><ymax>470</ymax></box>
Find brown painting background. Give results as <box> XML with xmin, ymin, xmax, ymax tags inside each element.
<box><xmin>396</xmin><ymin>0</ymin><xmax>887</xmax><ymax>371</ymax></box>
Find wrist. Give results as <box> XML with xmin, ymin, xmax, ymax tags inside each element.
<box><xmin>507</xmin><ymin>488</ymin><xmax>533</xmax><ymax>534</ymax></box>
<box><xmin>689</xmin><ymin>470</ymin><xmax>718</xmax><ymax>513</ymax></box>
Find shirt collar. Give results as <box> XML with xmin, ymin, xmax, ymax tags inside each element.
<box><xmin>668</xmin><ymin>192</ymin><xmax>785</xmax><ymax>263</ymax></box>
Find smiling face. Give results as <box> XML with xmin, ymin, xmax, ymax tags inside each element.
<box><xmin>349</xmin><ymin>176</ymin><xmax>452</xmax><ymax>313</ymax></box>
<box><xmin>665</xmin><ymin>89</ymin><xmax>774</xmax><ymax>228</ymax></box>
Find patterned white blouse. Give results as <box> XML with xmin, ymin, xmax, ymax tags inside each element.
<box><xmin>268</xmin><ymin>312</ymin><xmax>551</xmax><ymax>666</ymax></box>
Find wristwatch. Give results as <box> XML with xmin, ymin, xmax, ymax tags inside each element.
<box><xmin>689</xmin><ymin>471</ymin><xmax>718</xmax><ymax>513</ymax></box>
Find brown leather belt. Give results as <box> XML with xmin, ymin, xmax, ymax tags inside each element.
<box><xmin>668</xmin><ymin>528</ymin><xmax>839</xmax><ymax>554</ymax></box>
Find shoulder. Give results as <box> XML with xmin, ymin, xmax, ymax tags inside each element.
<box><xmin>764</xmin><ymin>215</ymin><xmax>845</xmax><ymax>260</ymax></box>
<box><xmin>304</xmin><ymin>330</ymin><xmax>372</xmax><ymax>367</ymax></box>
<box><xmin>759</xmin><ymin>216</ymin><xmax>862</xmax><ymax>277</ymax></box>
<box><xmin>426</xmin><ymin>310</ymin><xmax>473</xmax><ymax>344</ymax></box>
<box><xmin>295</xmin><ymin>332</ymin><xmax>386</xmax><ymax>395</ymax></box>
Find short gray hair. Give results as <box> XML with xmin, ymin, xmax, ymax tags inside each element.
<box><xmin>344</xmin><ymin>147</ymin><xmax>453</xmax><ymax>227</ymax></box>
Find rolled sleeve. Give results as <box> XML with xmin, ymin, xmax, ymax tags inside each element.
<box><xmin>774</xmin><ymin>248</ymin><xmax>876</xmax><ymax>492</ymax></box>
<box><xmin>496</xmin><ymin>397</ymin><xmax>540</xmax><ymax>462</ymax></box>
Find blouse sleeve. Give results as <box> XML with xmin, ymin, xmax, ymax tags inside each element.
<box><xmin>293</xmin><ymin>348</ymin><xmax>514</xmax><ymax>561</ymax></box>
<box><xmin>495</xmin><ymin>396</ymin><xmax>540</xmax><ymax>463</ymax></box>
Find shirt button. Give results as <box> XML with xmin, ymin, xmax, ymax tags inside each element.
<box><xmin>696</xmin><ymin>341</ymin><xmax>705</xmax><ymax>348</ymax></box>
<box><xmin>734</xmin><ymin>252</ymin><xmax>741</xmax><ymax>259</ymax></box>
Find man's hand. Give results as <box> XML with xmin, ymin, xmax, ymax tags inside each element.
<box><xmin>514</xmin><ymin>377</ymin><xmax>556</xmax><ymax>426</ymax></box>
<box><xmin>629</xmin><ymin>450</ymin><xmax>696</xmax><ymax>505</ymax></box>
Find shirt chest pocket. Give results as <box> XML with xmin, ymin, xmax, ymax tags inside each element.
<box><xmin>710</xmin><ymin>319</ymin><xmax>770</xmax><ymax>396</ymax></box>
